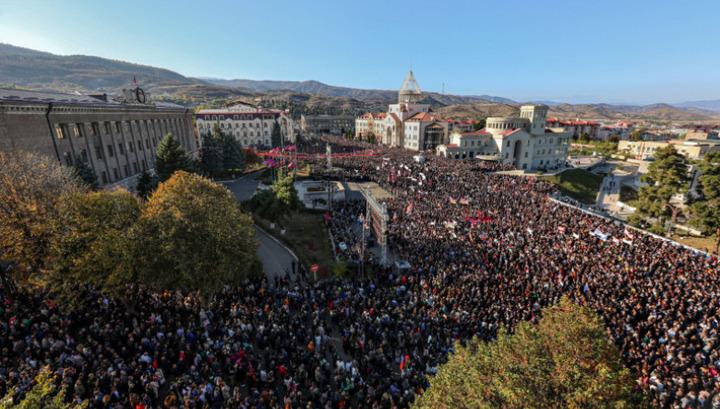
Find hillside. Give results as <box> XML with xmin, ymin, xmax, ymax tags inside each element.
<box><xmin>1</xmin><ymin>43</ymin><xmax>718</xmax><ymax>123</ymax></box>
<box><xmin>547</xmin><ymin>103</ymin><xmax>719</xmax><ymax>123</ymax></box>
<box><xmin>0</xmin><ymin>43</ymin><xmax>202</xmax><ymax>93</ymax></box>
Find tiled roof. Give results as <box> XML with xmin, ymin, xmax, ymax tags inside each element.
<box><xmin>406</xmin><ymin>112</ymin><xmax>438</xmax><ymax>122</ymax></box>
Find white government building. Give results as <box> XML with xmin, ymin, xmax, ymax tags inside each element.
<box><xmin>195</xmin><ymin>102</ymin><xmax>294</xmax><ymax>147</ymax></box>
<box><xmin>437</xmin><ymin>104</ymin><xmax>571</xmax><ymax>170</ymax></box>
<box><xmin>355</xmin><ymin>71</ymin><xmax>448</xmax><ymax>151</ymax></box>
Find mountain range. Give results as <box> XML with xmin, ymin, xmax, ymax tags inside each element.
<box><xmin>1</xmin><ymin>43</ymin><xmax>718</xmax><ymax>123</ymax></box>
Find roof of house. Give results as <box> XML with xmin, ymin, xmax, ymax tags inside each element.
<box><xmin>406</xmin><ymin>112</ymin><xmax>438</xmax><ymax>122</ymax></box>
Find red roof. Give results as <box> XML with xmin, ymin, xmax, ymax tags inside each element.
<box><xmin>546</xmin><ymin>118</ymin><xmax>598</xmax><ymax>126</ymax></box>
<box><xmin>461</xmin><ymin>130</ymin><xmax>490</xmax><ymax>137</ymax></box>
<box><xmin>406</xmin><ymin>112</ymin><xmax>438</xmax><ymax>122</ymax></box>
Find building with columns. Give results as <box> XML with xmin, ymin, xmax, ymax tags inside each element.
<box><xmin>437</xmin><ymin>104</ymin><xmax>571</xmax><ymax>171</ymax></box>
<box><xmin>356</xmin><ymin>71</ymin><xmax>447</xmax><ymax>150</ymax></box>
<box><xmin>0</xmin><ymin>87</ymin><xmax>195</xmax><ymax>188</ymax></box>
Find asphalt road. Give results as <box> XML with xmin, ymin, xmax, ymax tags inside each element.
<box><xmin>223</xmin><ymin>174</ymin><xmax>298</xmax><ymax>284</ymax></box>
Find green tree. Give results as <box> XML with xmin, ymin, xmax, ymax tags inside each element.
<box><xmin>272</xmin><ymin>171</ymin><xmax>300</xmax><ymax>210</ymax></box>
<box><xmin>130</xmin><ymin>171</ymin><xmax>257</xmax><ymax>295</ymax></box>
<box><xmin>222</xmin><ymin>132</ymin><xmax>245</xmax><ymax>175</ymax></box>
<box><xmin>472</xmin><ymin>118</ymin><xmax>487</xmax><ymax>131</ymax></box>
<box><xmin>155</xmin><ymin>133</ymin><xmax>192</xmax><ymax>182</ymax></box>
<box><xmin>271</xmin><ymin>120</ymin><xmax>283</xmax><ymax>148</ymax></box>
<box><xmin>47</xmin><ymin>190</ymin><xmax>140</xmax><ymax>293</ymax></box>
<box><xmin>200</xmin><ymin>128</ymin><xmax>224</xmax><ymax>177</ymax></box>
<box><xmin>414</xmin><ymin>298</ymin><xmax>643</xmax><ymax>409</ymax></box>
<box><xmin>629</xmin><ymin>127</ymin><xmax>646</xmax><ymax>141</ymax></box>
<box><xmin>690</xmin><ymin>151</ymin><xmax>720</xmax><ymax>252</ymax></box>
<box><xmin>633</xmin><ymin>146</ymin><xmax>690</xmax><ymax>230</ymax></box>
<box><xmin>135</xmin><ymin>169</ymin><xmax>156</xmax><ymax>199</ymax></box>
<box><xmin>0</xmin><ymin>151</ymin><xmax>83</xmax><ymax>273</ymax></box>
<box><xmin>71</xmin><ymin>159</ymin><xmax>98</xmax><ymax>190</ymax></box>
<box><xmin>0</xmin><ymin>367</ymin><xmax>86</xmax><ymax>409</ymax></box>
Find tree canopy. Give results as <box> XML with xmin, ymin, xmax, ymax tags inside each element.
<box><xmin>690</xmin><ymin>151</ymin><xmax>720</xmax><ymax>251</ymax></box>
<box><xmin>271</xmin><ymin>120</ymin><xmax>282</xmax><ymax>148</ymax></box>
<box><xmin>632</xmin><ymin>146</ymin><xmax>690</xmax><ymax>230</ymax></box>
<box><xmin>0</xmin><ymin>367</ymin><xmax>86</xmax><ymax>409</ymax></box>
<box><xmin>0</xmin><ymin>151</ymin><xmax>83</xmax><ymax>273</ymax></box>
<box><xmin>71</xmin><ymin>159</ymin><xmax>98</xmax><ymax>190</ymax></box>
<box><xmin>130</xmin><ymin>171</ymin><xmax>258</xmax><ymax>295</ymax></box>
<box><xmin>200</xmin><ymin>126</ymin><xmax>245</xmax><ymax>178</ymax></box>
<box><xmin>414</xmin><ymin>298</ymin><xmax>643</xmax><ymax>409</ymax></box>
<box><xmin>155</xmin><ymin>133</ymin><xmax>192</xmax><ymax>182</ymax></box>
<box><xmin>48</xmin><ymin>190</ymin><xmax>140</xmax><ymax>292</ymax></box>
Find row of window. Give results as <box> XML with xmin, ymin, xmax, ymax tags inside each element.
<box><xmin>54</xmin><ymin>118</ymin><xmax>184</xmax><ymax>141</ymax></box>
<box><xmin>202</xmin><ymin>114</ymin><xmax>276</xmax><ymax>121</ymax></box>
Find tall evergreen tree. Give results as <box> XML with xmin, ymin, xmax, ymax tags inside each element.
<box><xmin>222</xmin><ymin>133</ymin><xmax>245</xmax><ymax>175</ymax></box>
<box><xmin>71</xmin><ymin>159</ymin><xmax>98</xmax><ymax>190</ymax></box>
<box><xmin>155</xmin><ymin>133</ymin><xmax>192</xmax><ymax>182</ymax></box>
<box><xmin>200</xmin><ymin>128</ymin><xmax>224</xmax><ymax>177</ymax></box>
<box><xmin>135</xmin><ymin>169</ymin><xmax>156</xmax><ymax>199</ymax></box>
<box><xmin>271</xmin><ymin>120</ymin><xmax>282</xmax><ymax>148</ymax></box>
<box><xmin>691</xmin><ymin>151</ymin><xmax>720</xmax><ymax>252</ymax></box>
<box><xmin>632</xmin><ymin>146</ymin><xmax>690</xmax><ymax>231</ymax></box>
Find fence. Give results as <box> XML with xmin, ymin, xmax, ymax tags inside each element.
<box><xmin>548</xmin><ymin>197</ymin><xmax>713</xmax><ymax>258</ymax></box>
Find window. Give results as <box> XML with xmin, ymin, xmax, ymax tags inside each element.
<box><xmin>124</xmin><ymin>165</ymin><xmax>129</xmax><ymax>177</ymax></box>
<box><xmin>115</xmin><ymin>122</ymin><xmax>121</xmax><ymax>133</ymax></box>
<box><xmin>63</xmin><ymin>152</ymin><xmax>72</xmax><ymax>166</ymax></box>
<box><xmin>55</xmin><ymin>125</ymin><xmax>66</xmax><ymax>139</ymax></box>
<box><xmin>107</xmin><ymin>144</ymin><xmax>114</xmax><ymax>157</ymax></box>
<box><xmin>133</xmin><ymin>162</ymin><xmax>138</xmax><ymax>173</ymax></box>
<box><xmin>80</xmin><ymin>149</ymin><xmax>88</xmax><ymax>162</ymax></box>
<box><xmin>73</xmin><ymin>124</ymin><xmax>81</xmax><ymax>138</ymax></box>
<box><xmin>113</xmin><ymin>168</ymin><xmax>119</xmax><ymax>179</ymax></box>
<box><xmin>91</xmin><ymin>123</ymin><xmax>100</xmax><ymax>136</ymax></box>
<box><xmin>95</xmin><ymin>146</ymin><xmax>103</xmax><ymax>160</ymax></box>
<box><xmin>105</xmin><ymin>122</ymin><xmax>112</xmax><ymax>134</ymax></box>
<box><xmin>118</xmin><ymin>143</ymin><xmax>125</xmax><ymax>155</ymax></box>
<box><xmin>101</xmin><ymin>171</ymin><xmax>108</xmax><ymax>184</ymax></box>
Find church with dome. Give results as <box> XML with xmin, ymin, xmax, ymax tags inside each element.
<box><xmin>355</xmin><ymin>71</ymin><xmax>448</xmax><ymax>150</ymax></box>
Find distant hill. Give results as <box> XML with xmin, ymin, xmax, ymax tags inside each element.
<box><xmin>1</xmin><ymin>43</ymin><xmax>717</xmax><ymax>123</ymax></box>
<box><xmin>0</xmin><ymin>43</ymin><xmax>203</xmax><ymax>93</ymax></box>
<box><xmin>200</xmin><ymin>77</ymin><xmax>508</xmax><ymax>106</ymax></box>
<box><xmin>674</xmin><ymin>99</ymin><xmax>720</xmax><ymax>112</ymax></box>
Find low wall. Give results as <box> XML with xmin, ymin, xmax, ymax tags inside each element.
<box><xmin>549</xmin><ymin>197</ymin><xmax>712</xmax><ymax>257</ymax></box>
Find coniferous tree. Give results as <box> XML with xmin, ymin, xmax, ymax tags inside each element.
<box><xmin>200</xmin><ymin>129</ymin><xmax>224</xmax><ymax>177</ymax></box>
<box><xmin>691</xmin><ymin>151</ymin><xmax>720</xmax><ymax>252</ymax></box>
<box><xmin>632</xmin><ymin>146</ymin><xmax>690</xmax><ymax>231</ymax></box>
<box><xmin>271</xmin><ymin>120</ymin><xmax>282</xmax><ymax>148</ymax></box>
<box><xmin>222</xmin><ymin>133</ymin><xmax>245</xmax><ymax>175</ymax></box>
<box><xmin>155</xmin><ymin>133</ymin><xmax>192</xmax><ymax>182</ymax></box>
<box><xmin>135</xmin><ymin>169</ymin><xmax>156</xmax><ymax>199</ymax></box>
<box><xmin>71</xmin><ymin>159</ymin><xmax>98</xmax><ymax>190</ymax></box>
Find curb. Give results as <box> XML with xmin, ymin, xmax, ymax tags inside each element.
<box><xmin>253</xmin><ymin>224</ymin><xmax>299</xmax><ymax>263</ymax></box>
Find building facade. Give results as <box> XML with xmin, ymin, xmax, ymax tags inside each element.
<box><xmin>546</xmin><ymin>118</ymin><xmax>599</xmax><ymax>139</ymax></box>
<box><xmin>195</xmin><ymin>103</ymin><xmax>294</xmax><ymax>147</ymax></box>
<box><xmin>356</xmin><ymin>71</ymin><xmax>447</xmax><ymax>149</ymax></box>
<box><xmin>618</xmin><ymin>139</ymin><xmax>720</xmax><ymax>160</ymax></box>
<box><xmin>437</xmin><ymin>105</ymin><xmax>571</xmax><ymax>171</ymax></box>
<box><xmin>0</xmin><ymin>88</ymin><xmax>195</xmax><ymax>188</ymax></box>
<box><xmin>300</xmin><ymin>114</ymin><xmax>355</xmax><ymax>136</ymax></box>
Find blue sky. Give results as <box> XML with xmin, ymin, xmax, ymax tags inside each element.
<box><xmin>0</xmin><ymin>0</ymin><xmax>718</xmax><ymax>104</ymax></box>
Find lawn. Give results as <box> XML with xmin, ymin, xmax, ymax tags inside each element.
<box><xmin>669</xmin><ymin>234</ymin><xmax>718</xmax><ymax>255</ymax></box>
<box><xmin>255</xmin><ymin>211</ymin><xmax>336</xmax><ymax>278</ymax></box>
<box><xmin>542</xmin><ymin>169</ymin><xmax>604</xmax><ymax>204</ymax></box>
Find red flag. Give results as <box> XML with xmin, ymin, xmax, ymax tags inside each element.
<box><xmin>405</xmin><ymin>202</ymin><xmax>414</xmax><ymax>215</ymax></box>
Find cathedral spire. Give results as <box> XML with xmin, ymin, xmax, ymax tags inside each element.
<box><xmin>399</xmin><ymin>70</ymin><xmax>422</xmax><ymax>103</ymax></box>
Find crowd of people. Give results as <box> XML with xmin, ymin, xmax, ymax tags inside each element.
<box><xmin>1</xmin><ymin>138</ymin><xmax>719</xmax><ymax>408</ymax></box>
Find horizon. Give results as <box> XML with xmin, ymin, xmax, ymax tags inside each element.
<box><xmin>1</xmin><ymin>0</ymin><xmax>719</xmax><ymax>104</ymax></box>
